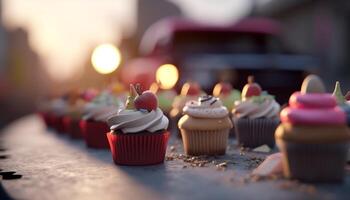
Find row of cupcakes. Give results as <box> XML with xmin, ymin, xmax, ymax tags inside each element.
<box><xmin>178</xmin><ymin>76</ymin><xmax>281</xmax><ymax>156</ymax></box>
<box><xmin>38</xmin><ymin>85</ymin><xmax>125</xmax><ymax>148</ymax></box>
<box><xmin>38</xmin><ymin>75</ymin><xmax>350</xmax><ymax>182</ymax></box>
<box><xmin>178</xmin><ymin>75</ymin><xmax>350</xmax><ymax>182</ymax></box>
<box><xmin>38</xmin><ymin>79</ymin><xmax>241</xmax><ymax>149</ymax></box>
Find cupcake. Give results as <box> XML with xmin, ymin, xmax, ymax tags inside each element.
<box><xmin>332</xmin><ymin>81</ymin><xmax>350</xmax><ymax>126</ymax></box>
<box><xmin>332</xmin><ymin>82</ymin><xmax>350</xmax><ymax>163</ymax></box>
<box><xmin>276</xmin><ymin>75</ymin><xmax>350</xmax><ymax>182</ymax></box>
<box><xmin>170</xmin><ymin>81</ymin><xmax>202</xmax><ymax>119</ymax></box>
<box><xmin>170</xmin><ymin>81</ymin><xmax>203</xmax><ymax>134</ymax></box>
<box><xmin>345</xmin><ymin>91</ymin><xmax>350</xmax><ymax>101</ymax></box>
<box><xmin>344</xmin><ymin>91</ymin><xmax>350</xmax><ymax>162</ymax></box>
<box><xmin>106</xmin><ymin>84</ymin><xmax>170</xmax><ymax>165</ymax></box>
<box><xmin>49</xmin><ymin>98</ymin><xmax>68</xmax><ymax>133</ymax></box>
<box><xmin>37</xmin><ymin>99</ymin><xmax>53</xmax><ymax>128</ymax></box>
<box><xmin>80</xmin><ymin>91</ymin><xmax>121</xmax><ymax>148</ymax></box>
<box><xmin>232</xmin><ymin>76</ymin><xmax>280</xmax><ymax>148</ymax></box>
<box><xmin>212</xmin><ymin>82</ymin><xmax>241</xmax><ymax>111</ymax></box>
<box><xmin>178</xmin><ymin>95</ymin><xmax>232</xmax><ymax>155</ymax></box>
<box><xmin>63</xmin><ymin>94</ymin><xmax>86</xmax><ymax>139</ymax></box>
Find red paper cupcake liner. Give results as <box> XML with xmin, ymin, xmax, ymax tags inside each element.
<box><xmin>62</xmin><ymin>116</ymin><xmax>70</xmax><ymax>134</ymax></box>
<box><xmin>107</xmin><ymin>131</ymin><xmax>170</xmax><ymax>166</ymax></box>
<box><xmin>37</xmin><ymin>112</ymin><xmax>52</xmax><ymax>128</ymax></box>
<box><xmin>51</xmin><ymin>114</ymin><xmax>65</xmax><ymax>133</ymax></box>
<box><xmin>80</xmin><ymin>120</ymin><xmax>110</xmax><ymax>148</ymax></box>
<box><xmin>63</xmin><ymin>116</ymin><xmax>83</xmax><ymax>139</ymax></box>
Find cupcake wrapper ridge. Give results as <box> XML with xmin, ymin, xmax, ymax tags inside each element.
<box><xmin>80</xmin><ymin>120</ymin><xmax>110</xmax><ymax>149</ymax></box>
<box><xmin>107</xmin><ymin>131</ymin><xmax>170</xmax><ymax>166</ymax></box>
<box><xmin>234</xmin><ymin>117</ymin><xmax>279</xmax><ymax>148</ymax></box>
<box><xmin>51</xmin><ymin>114</ymin><xmax>65</xmax><ymax>133</ymax></box>
<box><xmin>277</xmin><ymin>140</ymin><xmax>349</xmax><ymax>182</ymax></box>
<box><xmin>180</xmin><ymin>129</ymin><xmax>229</xmax><ymax>156</ymax></box>
<box><xmin>63</xmin><ymin>117</ymin><xmax>83</xmax><ymax>139</ymax></box>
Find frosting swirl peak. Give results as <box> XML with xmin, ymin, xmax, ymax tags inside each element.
<box><xmin>107</xmin><ymin>108</ymin><xmax>168</xmax><ymax>133</ymax></box>
<box><xmin>83</xmin><ymin>91</ymin><xmax>121</xmax><ymax>122</ymax></box>
<box><xmin>183</xmin><ymin>95</ymin><xmax>229</xmax><ymax>118</ymax></box>
<box><xmin>107</xmin><ymin>84</ymin><xmax>169</xmax><ymax>134</ymax></box>
<box><xmin>233</xmin><ymin>95</ymin><xmax>280</xmax><ymax>119</ymax></box>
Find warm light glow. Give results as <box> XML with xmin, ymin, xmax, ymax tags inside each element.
<box><xmin>149</xmin><ymin>82</ymin><xmax>159</xmax><ymax>93</ymax></box>
<box><xmin>156</xmin><ymin>64</ymin><xmax>179</xmax><ymax>89</ymax></box>
<box><xmin>91</xmin><ymin>44</ymin><xmax>121</xmax><ymax>74</ymax></box>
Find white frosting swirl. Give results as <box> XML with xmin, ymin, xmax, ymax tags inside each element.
<box><xmin>183</xmin><ymin>96</ymin><xmax>229</xmax><ymax>118</ymax></box>
<box><xmin>83</xmin><ymin>91</ymin><xmax>121</xmax><ymax>122</ymax></box>
<box><xmin>107</xmin><ymin>108</ymin><xmax>169</xmax><ymax>133</ymax></box>
<box><xmin>83</xmin><ymin>105</ymin><xmax>119</xmax><ymax>122</ymax></box>
<box><xmin>233</xmin><ymin>98</ymin><xmax>280</xmax><ymax>119</ymax></box>
<box><xmin>50</xmin><ymin>98</ymin><xmax>68</xmax><ymax>116</ymax></box>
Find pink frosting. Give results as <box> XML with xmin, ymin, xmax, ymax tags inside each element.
<box><xmin>280</xmin><ymin>107</ymin><xmax>345</xmax><ymax>125</ymax></box>
<box><xmin>289</xmin><ymin>92</ymin><xmax>336</xmax><ymax>109</ymax></box>
<box><xmin>281</xmin><ymin>92</ymin><xmax>346</xmax><ymax>125</ymax></box>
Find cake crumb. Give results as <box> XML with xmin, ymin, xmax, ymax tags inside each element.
<box><xmin>252</xmin><ymin>145</ymin><xmax>271</xmax><ymax>153</ymax></box>
<box><xmin>170</xmin><ymin>146</ymin><xmax>176</xmax><ymax>152</ymax></box>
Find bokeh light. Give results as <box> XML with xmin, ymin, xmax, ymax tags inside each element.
<box><xmin>156</xmin><ymin>64</ymin><xmax>179</xmax><ymax>89</ymax></box>
<box><xmin>91</xmin><ymin>44</ymin><xmax>121</xmax><ymax>74</ymax></box>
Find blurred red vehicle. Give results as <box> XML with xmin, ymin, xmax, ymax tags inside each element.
<box><xmin>120</xmin><ymin>17</ymin><xmax>318</xmax><ymax>103</ymax></box>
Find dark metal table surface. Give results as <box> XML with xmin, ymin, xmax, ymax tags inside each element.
<box><xmin>0</xmin><ymin>115</ymin><xmax>349</xmax><ymax>200</ymax></box>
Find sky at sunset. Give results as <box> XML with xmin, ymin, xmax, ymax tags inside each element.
<box><xmin>3</xmin><ymin>0</ymin><xmax>136</xmax><ymax>81</ymax></box>
<box><xmin>2</xmin><ymin>0</ymin><xmax>253</xmax><ymax>82</ymax></box>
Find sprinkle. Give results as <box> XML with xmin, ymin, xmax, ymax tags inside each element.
<box><xmin>200</xmin><ymin>96</ymin><xmax>213</xmax><ymax>102</ymax></box>
<box><xmin>139</xmin><ymin>109</ymin><xmax>149</xmax><ymax>113</ymax></box>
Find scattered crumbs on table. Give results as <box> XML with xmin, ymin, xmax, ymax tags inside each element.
<box><xmin>216</xmin><ymin>162</ymin><xmax>227</xmax><ymax>171</ymax></box>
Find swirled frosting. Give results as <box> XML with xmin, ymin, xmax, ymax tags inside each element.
<box><xmin>83</xmin><ymin>91</ymin><xmax>121</xmax><ymax>122</ymax></box>
<box><xmin>66</xmin><ymin>99</ymin><xmax>86</xmax><ymax>119</ymax></box>
<box><xmin>170</xmin><ymin>95</ymin><xmax>198</xmax><ymax>118</ymax></box>
<box><xmin>183</xmin><ymin>96</ymin><xmax>229</xmax><ymax>118</ymax></box>
<box><xmin>276</xmin><ymin>91</ymin><xmax>350</xmax><ymax>144</ymax></box>
<box><xmin>50</xmin><ymin>98</ymin><xmax>68</xmax><ymax>116</ymax></box>
<box><xmin>107</xmin><ymin>108</ymin><xmax>169</xmax><ymax>133</ymax></box>
<box><xmin>280</xmin><ymin>92</ymin><xmax>345</xmax><ymax>125</ymax></box>
<box><xmin>233</xmin><ymin>95</ymin><xmax>280</xmax><ymax>119</ymax></box>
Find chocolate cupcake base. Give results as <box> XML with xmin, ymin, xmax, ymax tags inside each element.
<box><xmin>180</xmin><ymin>129</ymin><xmax>229</xmax><ymax>156</ymax></box>
<box><xmin>277</xmin><ymin>140</ymin><xmax>349</xmax><ymax>182</ymax></box>
<box><xmin>233</xmin><ymin>117</ymin><xmax>279</xmax><ymax>148</ymax></box>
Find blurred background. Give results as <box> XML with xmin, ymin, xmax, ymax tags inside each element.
<box><xmin>1</xmin><ymin>0</ymin><xmax>350</xmax><ymax>127</ymax></box>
